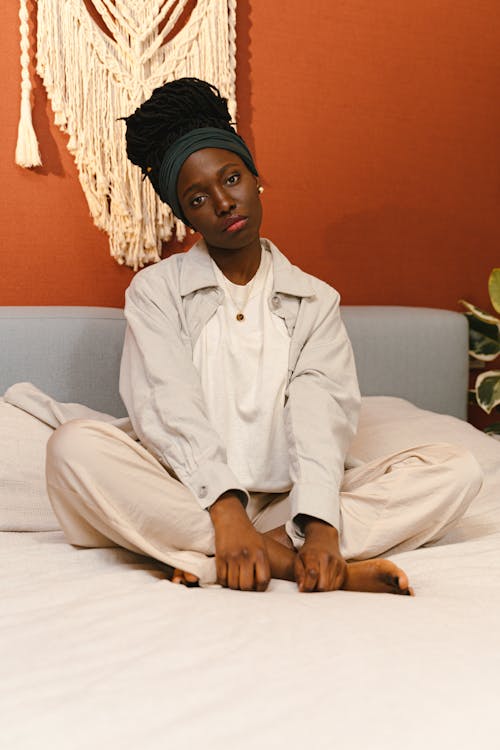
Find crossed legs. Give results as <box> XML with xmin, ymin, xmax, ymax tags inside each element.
<box><xmin>46</xmin><ymin>419</ymin><xmax>483</xmax><ymax>592</ymax></box>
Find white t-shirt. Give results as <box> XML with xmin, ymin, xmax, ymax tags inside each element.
<box><xmin>192</xmin><ymin>248</ymin><xmax>291</xmax><ymax>492</ymax></box>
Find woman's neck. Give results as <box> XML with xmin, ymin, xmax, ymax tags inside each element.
<box><xmin>207</xmin><ymin>238</ymin><xmax>262</xmax><ymax>285</ymax></box>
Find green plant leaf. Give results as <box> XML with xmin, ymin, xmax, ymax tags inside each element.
<box><xmin>484</xmin><ymin>422</ymin><xmax>500</xmax><ymax>435</ymax></box>
<box><xmin>466</xmin><ymin>313</ymin><xmax>499</xmax><ymax>338</ymax></box>
<box><xmin>460</xmin><ymin>299</ymin><xmax>500</xmax><ymax>325</ymax></box>
<box><xmin>475</xmin><ymin>370</ymin><xmax>500</xmax><ymax>414</ymax></box>
<box><xmin>465</xmin><ymin>313</ymin><xmax>500</xmax><ymax>361</ymax></box>
<box><xmin>488</xmin><ymin>269</ymin><xmax>500</xmax><ymax>314</ymax></box>
<box><xmin>469</xmin><ymin>328</ymin><xmax>500</xmax><ymax>361</ymax></box>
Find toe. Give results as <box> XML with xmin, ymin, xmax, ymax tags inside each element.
<box><xmin>396</xmin><ymin>570</ymin><xmax>409</xmax><ymax>591</ymax></box>
<box><xmin>163</xmin><ymin>565</ymin><xmax>199</xmax><ymax>586</ymax></box>
<box><xmin>183</xmin><ymin>572</ymin><xmax>200</xmax><ymax>588</ymax></box>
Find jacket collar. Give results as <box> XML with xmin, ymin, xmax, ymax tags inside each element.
<box><xmin>179</xmin><ymin>238</ymin><xmax>315</xmax><ymax>298</ymax></box>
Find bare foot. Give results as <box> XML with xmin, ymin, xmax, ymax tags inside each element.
<box><xmin>343</xmin><ymin>559</ymin><xmax>414</xmax><ymax>596</ymax></box>
<box><xmin>264</xmin><ymin>525</ymin><xmax>294</xmax><ymax>551</ymax></box>
<box><xmin>163</xmin><ymin>563</ymin><xmax>199</xmax><ymax>587</ymax></box>
<box><xmin>162</xmin><ymin>544</ymin><xmax>413</xmax><ymax>596</ymax></box>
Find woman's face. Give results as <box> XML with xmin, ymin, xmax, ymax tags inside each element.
<box><xmin>177</xmin><ymin>147</ymin><xmax>262</xmax><ymax>251</ymax></box>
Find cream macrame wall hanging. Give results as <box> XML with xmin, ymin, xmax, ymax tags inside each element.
<box><xmin>15</xmin><ymin>0</ymin><xmax>238</xmax><ymax>269</ymax></box>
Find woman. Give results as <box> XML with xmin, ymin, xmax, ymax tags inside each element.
<box><xmin>46</xmin><ymin>78</ymin><xmax>482</xmax><ymax>593</ymax></box>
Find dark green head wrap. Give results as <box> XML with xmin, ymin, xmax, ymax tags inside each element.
<box><xmin>157</xmin><ymin>127</ymin><xmax>258</xmax><ymax>224</ymax></box>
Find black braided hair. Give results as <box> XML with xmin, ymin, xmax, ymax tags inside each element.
<box><xmin>122</xmin><ymin>77</ymin><xmax>236</xmax><ymax>195</ymax></box>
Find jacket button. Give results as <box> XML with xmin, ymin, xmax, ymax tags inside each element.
<box><xmin>272</xmin><ymin>295</ymin><xmax>281</xmax><ymax>308</ymax></box>
<box><xmin>199</xmin><ymin>485</ymin><xmax>208</xmax><ymax>498</ymax></box>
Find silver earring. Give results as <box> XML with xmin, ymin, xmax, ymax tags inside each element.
<box><xmin>257</xmin><ymin>185</ymin><xmax>264</xmax><ymax>194</ymax></box>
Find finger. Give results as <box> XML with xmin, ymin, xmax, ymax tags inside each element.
<box><xmin>330</xmin><ymin>559</ymin><xmax>346</xmax><ymax>592</ymax></box>
<box><xmin>317</xmin><ymin>554</ymin><xmax>331</xmax><ymax>592</ymax></box>
<box><xmin>239</xmin><ymin>559</ymin><xmax>256</xmax><ymax>592</ymax></box>
<box><xmin>227</xmin><ymin>559</ymin><xmax>240</xmax><ymax>590</ymax></box>
<box><xmin>216</xmin><ymin>558</ymin><xmax>227</xmax><ymax>588</ymax></box>
<box><xmin>254</xmin><ymin>550</ymin><xmax>271</xmax><ymax>592</ymax></box>
<box><xmin>294</xmin><ymin>555</ymin><xmax>305</xmax><ymax>592</ymax></box>
<box><xmin>300</xmin><ymin>557</ymin><xmax>320</xmax><ymax>592</ymax></box>
<box><xmin>303</xmin><ymin>566</ymin><xmax>319</xmax><ymax>592</ymax></box>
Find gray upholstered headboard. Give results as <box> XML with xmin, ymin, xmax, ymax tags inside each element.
<box><xmin>1</xmin><ymin>307</ymin><xmax>127</xmax><ymax>417</ymax></box>
<box><xmin>0</xmin><ymin>305</ymin><xmax>469</xmax><ymax>419</ymax></box>
<box><xmin>342</xmin><ymin>306</ymin><xmax>469</xmax><ymax>420</ymax></box>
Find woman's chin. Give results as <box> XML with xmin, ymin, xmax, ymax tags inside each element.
<box><xmin>205</xmin><ymin>227</ymin><xmax>261</xmax><ymax>252</ymax></box>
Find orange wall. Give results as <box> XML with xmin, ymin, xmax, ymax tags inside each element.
<box><xmin>1</xmin><ymin>0</ymin><xmax>499</xmax><ymax>311</ymax></box>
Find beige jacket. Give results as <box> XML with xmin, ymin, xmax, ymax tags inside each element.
<box><xmin>120</xmin><ymin>239</ymin><xmax>361</xmax><ymax>530</ymax></box>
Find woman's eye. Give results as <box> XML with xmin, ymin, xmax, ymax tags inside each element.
<box><xmin>226</xmin><ymin>173</ymin><xmax>240</xmax><ymax>185</ymax></box>
<box><xmin>191</xmin><ymin>195</ymin><xmax>206</xmax><ymax>208</ymax></box>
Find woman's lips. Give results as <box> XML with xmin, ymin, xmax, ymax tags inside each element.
<box><xmin>223</xmin><ymin>216</ymin><xmax>248</xmax><ymax>232</ymax></box>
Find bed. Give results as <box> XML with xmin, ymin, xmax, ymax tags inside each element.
<box><xmin>2</xmin><ymin>305</ymin><xmax>500</xmax><ymax>750</ymax></box>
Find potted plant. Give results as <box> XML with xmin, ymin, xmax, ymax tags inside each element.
<box><xmin>460</xmin><ymin>268</ymin><xmax>500</xmax><ymax>435</ymax></box>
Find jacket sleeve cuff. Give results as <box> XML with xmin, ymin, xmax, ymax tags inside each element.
<box><xmin>182</xmin><ymin>460</ymin><xmax>249</xmax><ymax>510</ymax></box>
<box><xmin>288</xmin><ymin>482</ymin><xmax>340</xmax><ymax>536</ymax></box>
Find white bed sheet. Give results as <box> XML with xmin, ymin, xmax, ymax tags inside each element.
<box><xmin>3</xmin><ymin>458</ymin><xmax>500</xmax><ymax>750</ymax></box>
<box><xmin>2</xmin><ymin>394</ymin><xmax>500</xmax><ymax>749</ymax></box>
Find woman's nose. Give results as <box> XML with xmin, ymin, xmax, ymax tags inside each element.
<box><xmin>213</xmin><ymin>187</ymin><xmax>235</xmax><ymax>215</ymax></box>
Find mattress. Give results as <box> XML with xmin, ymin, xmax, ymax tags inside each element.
<box><xmin>2</xmin><ymin>398</ymin><xmax>500</xmax><ymax>749</ymax></box>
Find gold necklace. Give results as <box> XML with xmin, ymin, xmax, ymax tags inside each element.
<box><xmin>221</xmin><ymin>270</ymin><xmax>259</xmax><ymax>322</ymax></box>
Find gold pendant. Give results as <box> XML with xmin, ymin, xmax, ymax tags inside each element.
<box><xmin>236</xmin><ymin>313</ymin><xmax>244</xmax><ymax>321</ymax></box>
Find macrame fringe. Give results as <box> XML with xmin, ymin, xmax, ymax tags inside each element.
<box><xmin>20</xmin><ymin>0</ymin><xmax>237</xmax><ymax>270</ymax></box>
<box><xmin>15</xmin><ymin>0</ymin><xmax>41</xmax><ymax>168</ymax></box>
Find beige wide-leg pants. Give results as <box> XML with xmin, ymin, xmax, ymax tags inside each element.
<box><xmin>46</xmin><ymin>419</ymin><xmax>483</xmax><ymax>585</ymax></box>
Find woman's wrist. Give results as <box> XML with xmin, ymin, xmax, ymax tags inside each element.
<box><xmin>296</xmin><ymin>514</ymin><xmax>339</xmax><ymax>539</ymax></box>
<box><xmin>209</xmin><ymin>491</ymin><xmax>249</xmax><ymax>527</ymax></box>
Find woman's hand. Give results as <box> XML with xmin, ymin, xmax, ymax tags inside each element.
<box><xmin>294</xmin><ymin>516</ymin><xmax>346</xmax><ymax>593</ymax></box>
<box><xmin>209</xmin><ymin>493</ymin><xmax>271</xmax><ymax>591</ymax></box>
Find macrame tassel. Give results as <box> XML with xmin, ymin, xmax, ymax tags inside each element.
<box><xmin>34</xmin><ymin>0</ymin><xmax>237</xmax><ymax>268</ymax></box>
<box><xmin>15</xmin><ymin>0</ymin><xmax>41</xmax><ymax>168</ymax></box>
